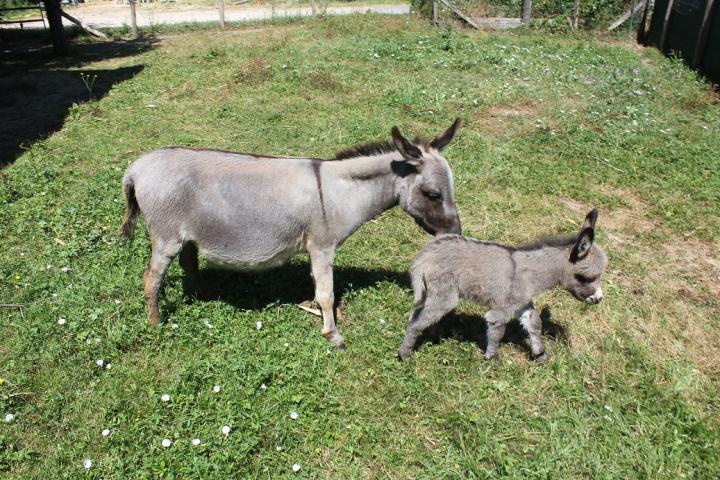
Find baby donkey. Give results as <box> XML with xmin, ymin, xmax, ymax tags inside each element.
<box><xmin>399</xmin><ymin>209</ymin><xmax>607</xmax><ymax>362</ymax></box>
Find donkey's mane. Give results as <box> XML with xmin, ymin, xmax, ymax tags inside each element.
<box><xmin>514</xmin><ymin>234</ymin><xmax>578</xmax><ymax>251</ymax></box>
<box><xmin>334</xmin><ymin>140</ymin><xmax>397</xmax><ymax>160</ymax></box>
<box><xmin>334</xmin><ymin>136</ymin><xmax>430</xmax><ymax>160</ymax></box>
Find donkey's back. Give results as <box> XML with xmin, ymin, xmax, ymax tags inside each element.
<box><xmin>122</xmin><ymin>147</ymin><xmax>319</xmax><ymax>269</ymax></box>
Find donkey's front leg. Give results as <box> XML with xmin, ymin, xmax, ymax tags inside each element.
<box><xmin>518</xmin><ymin>305</ymin><xmax>548</xmax><ymax>363</ymax></box>
<box><xmin>308</xmin><ymin>246</ymin><xmax>345</xmax><ymax>350</ymax></box>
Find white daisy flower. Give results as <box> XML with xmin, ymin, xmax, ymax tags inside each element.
<box><xmin>221</xmin><ymin>425</ymin><xmax>231</xmax><ymax>436</ymax></box>
<box><xmin>161</xmin><ymin>394</ymin><xmax>171</xmax><ymax>402</ymax></box>
<box><xmin>57</xmin><ymin>318</ymin><xmax>66</xmax><ymax>325</ymax></box>
<box><xmin>276</xmin><ymin>446</ymin><xmax>283</xmax><ymax>452</ymax></box>
<box><xmin>256</xmin><ymin>321</ymin><xmax>263</xmax><ymax>330</ymax></box>
<box><xmin>60</xmin><ymin>266</ymin><xmax>71</xmax><ymax>273</ymax></box>
<box><xmin>102</xmin><ymin>428</ymin><xmax>111</xmax><ymax>437</ymax></box>
<box><xmin>105</xmin><ymin>363</ymin><xmax>112</xmax><ymax>370</ymax></box>
<box><xmin>260</xmin><ymin>383</ymin><xmax>267</xmax><ymax>390</ymax></box>
<box><xmin>192</xmin><ymin>438</ymin><xmax>201</xmax><ymax>446</ymax></box>
<box><xmin>171</xmin><ymin>323</ymin><xmax>179</xmax><ymax>329</ymax></box>
<box><xmin>284</xmin><ymin>342</ymin><xmax>289</xmax><ymax>348</ymax></box>
<box><xmin>4</xmin><ymin>413</ymin><xmax>14</xmax><ymax>423</ymax></box>
<box><xmin>96</xmin><ymin>359</ymin><xmax>104</xmax><ymax>367</ymax></box>
<box><xmin>161</xmin><ymin>439</ymin><xmax>172</xmax><ymax>447</ymax></box>
<box><xmin>83</xmin><ymin>459</ymin><xmax>92</xmax><ymax>469</ymax></box>
<box><xmin>292</xmin><ymin>463</ymin><xmax>301</xmax><ymax>472</ymax></box>
<box><xmin>290</xmin><ymin>411</ymin><xmax>298</xmax><ymax>420</ymax></box>
<box><xmin>213</xmin><ymin>385</ymin><xmax>221</xmax><ymax>393</ymax></box>
<box><xmin>114</xmin><ymin>299</ymin><xmax>121</xmax><ymax>305</ymax></box>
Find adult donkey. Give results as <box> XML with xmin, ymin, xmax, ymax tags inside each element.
<box><xmin>121</xmin><ymin>119</ymin><xmax>462</xmax><ymax>349</ymax></box>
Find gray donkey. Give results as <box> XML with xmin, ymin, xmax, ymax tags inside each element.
<box><xmin>398</xmin><ymin>209</ymin><xmax>607</xmax><ymax>362</ymax></box>
<box><xmin>121</xmin><ymin>119</ymin><xmax>463</xmax><ymax>349</ymax></box>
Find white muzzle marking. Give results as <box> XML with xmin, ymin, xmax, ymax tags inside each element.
<box><xmin>586</xmin><ymin>287</ymin><xmax>603</xmax><ymax>304</ymax></box>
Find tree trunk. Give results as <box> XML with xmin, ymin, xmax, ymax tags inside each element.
<box><xmin>522</xmin><ymin>0</ymin><xmax>532</xmax><ymax>26</ymax></box>
<box><xmin>42</xmin><ymin>0</ymin><xmax>66</xmax><ymax>55</ymax></box>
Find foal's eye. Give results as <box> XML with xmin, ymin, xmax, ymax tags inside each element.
<box><xmin>575</xmin><ymin>274</ymin><xmax>596</xmax><ymax>283</ymax></box>
<box><xmin>422</xmin><ymin>190</ymin><xmax>442</xmax><ymax>201</ymax></box>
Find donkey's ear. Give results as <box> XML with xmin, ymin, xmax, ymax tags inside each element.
<box><xmin>391</xmin><ymin>126</ymin><xmax>423</xmax><ymax>165</ymax></box>
<box><xmin>429</xmin><ymin>117</ymin><xmax>462</xmax><ymax>151</ymax></box>
<box><xmin>581</xmin><ymin>208</ymin><xmax>599</xmax><ymax>231</ymax></box>
<box><xmin>570</xmin><ymin>228</ymin><xmax>594</xmax><ymax>263</ymax></box>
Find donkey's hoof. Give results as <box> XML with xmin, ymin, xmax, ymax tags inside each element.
<box><xmin>398</xmin><ymin>348</ymin><xmax>413</xmax><ymax>361</ymax></box>
<box><xmin>533</xmin><ymin>352</ymin><xmax>549</xmax><ymax>364</ymax></box>
<box><xmin>325</xmin><ymin>332</ymin><xmax>346</xmax><ymax>350</ymax></box>
<box><xmin>483</xmin><ymin>352</ymin><xmax>497</xmax><ymax>361</ymax></box>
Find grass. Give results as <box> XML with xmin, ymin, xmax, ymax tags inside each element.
<box><xmin>1</xmin><ymin>14</ymin><xmax>719</xmax><ymax>478</ymax></box>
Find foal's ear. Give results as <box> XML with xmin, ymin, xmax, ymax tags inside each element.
<box><xmin>581</xmin><ymin>208</ymin><xmax>599</xmax><ymax>230</ymax></box>
<box><xmin>570</xmin><ymin>209</ymin><xmax>598</xmax><ymax>262</ymax></box>
<box><xmin>429</xmin><ymin>117</ymin><xmax>462</xmax><ymax>152</ymax></box>
<box><xmin>391</xmin><ymin>126</ymin><xmax>423</xmax><ymax>165</ymax></box>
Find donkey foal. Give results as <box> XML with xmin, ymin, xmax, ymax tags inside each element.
<box><xmin>398</xmin><ymin>209</ymin><xmax>607</xmax><ymax>362</ymax></box>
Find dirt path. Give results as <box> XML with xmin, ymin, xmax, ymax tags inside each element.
<box><xmin>59</xmin><ymin>2</ymin><xmax>409</xmax><ymax>29</ymax></box>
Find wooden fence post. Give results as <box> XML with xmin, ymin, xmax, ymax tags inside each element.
<box><xmin>432</xmin><ymin>0</ymin><xmax>437</xmax><ymax>25</ymax></box>
<box><xmin>129</xmin><ymin>0</ymin><xmax>138</xmax><ymax>37</ymax></box>
<box><xmin>573</xmin><ymin>0</ymin><xmax>580</xmax><ymax>30</ymax></box>
<box><xmin>42</xmin><ymin>0</ymin><xmax>66</xmax><ymax>55</ymax></box>
<box><xmin>522</xmin><ymin>0</ymin><xmax>532</xmax><ymax>26</ymax></box>
<box><xmin>693</xmin><ymin>0</ymin><xmax>717</xmax><ymax>67</ymax></box>
<box><xmin>217</xmin><ymin>0</ymin><xmax>225</xmax><ymax>28</ymax></box>
<box><xmin>659</xmin><ymin>0</ymin><xmax>676</xmax><ymax>51</ymax></box>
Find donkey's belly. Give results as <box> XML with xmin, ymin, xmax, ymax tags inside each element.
<box><xmin>199</xmin><ymin>238</ymin><xmax>304</xmax><ymax>271</ymax></box>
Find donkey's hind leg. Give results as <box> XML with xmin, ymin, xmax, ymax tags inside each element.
<box><xmin>398</xmin><ymin>275</ymin><xmax>458</xmax><ymax>360</ymax></box>
<box><xmin>144</xmin><ymin>235</ymin><xmax>182</xmax><ymax>325</ymax></box>
<box><xmin>179</xmin><ymin>242</ymin><xmax>211</xmax><ymax>300</ymax></box>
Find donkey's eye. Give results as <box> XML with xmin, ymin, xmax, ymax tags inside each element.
<box><xmin>422</xmin><ymin>190</ymin><xmax>442</xmax><ymax>201</ymax></box>
<box><xmin>575</xmin><ymin>274</ymin><xmax>596</xmax><ymax>283</ymax></box>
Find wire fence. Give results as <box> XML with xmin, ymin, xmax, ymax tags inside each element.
<box><xmin>415</xmin><ymin>0</ymin><xmax>643</xmax><ymax>30</ymax></box>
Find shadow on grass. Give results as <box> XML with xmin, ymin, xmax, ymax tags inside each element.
<box><xmin>1</xmin><ymin>30</ymin><xmax>157</xmax><ymax>167</ymax></box>
<box><xmin>173</xmin><ymin>261</ymin><xmax>409</xmax><ymax>312</ymax></box>
<box><xmin>414</xmin><ymin>306</ymin><xmax>568</xmax><ymax>360</ymax></box>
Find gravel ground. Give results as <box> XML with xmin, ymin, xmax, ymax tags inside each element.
<box><xmin>58</xmin><ymin>2</ymin><xmax>409</xmax><ymax>28</ymax></box>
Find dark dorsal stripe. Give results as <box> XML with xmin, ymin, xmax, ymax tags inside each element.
<box><xmin>311</xmin><ymin>160</ymin><xmax>327</xmax><ymax>222</ymax></box>
<box><xmin>435</xmin><ymin>234</ymin><xmax>578</xmax><ymax>252</ymax></box>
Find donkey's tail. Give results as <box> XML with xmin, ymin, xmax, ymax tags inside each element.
<box><xmin>121</xmin><ymin>174</ymin><xmax>139</xmax><ymax>240</ymax></box>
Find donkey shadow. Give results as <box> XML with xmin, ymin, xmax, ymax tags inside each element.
<box><xmin>414</xmin><ymin>306</ymin><xmax>568</xmax><ymax>359</ymax></box>
<box><xmin>171</xmin><ymin>261</ymin><xmax>409</xmax><ymax>313</ymax></box>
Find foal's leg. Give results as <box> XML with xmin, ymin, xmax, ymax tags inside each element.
<box><xmin>308</xmin><ymin>245</ymin><xmax>345</xmax><ymax>350</ymax></box>
<box><xmin>398</xmin><ymin>275</ymin><xmax>458</xmax><ymax>360</ymax></box>
<box><xmin>144</xmin><ymin>235</ymin><xmax>181</xmax><ymax>325</ymax></box>
<box><xmin>518</xmin><ymin>305</ymin><xmax>548</xmax><ymax>363</ymax></box>
<box><xmin>179</xmin><ymin>242</ymin><xmax>211</xmax><ymax>300</ymax></box>
<box><xmin>484</xmin><ymin>310</ymin><xmax>511</xmax><ymax>360</ymax></box>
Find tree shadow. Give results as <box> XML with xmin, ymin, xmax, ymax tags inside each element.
<box><xmin>1</xmin><ymin>31</ymin><xmax>157</xmax><ymax>167</ymax></box>
<box><xmin>414</xmin><ymin>306</ymin><xmax>568</xmax><ymax>360</ymax></box>
<box><xmin>173</xmin><ymin>261</ymin><xmax>410</xmax><ymax>312</ymax></box>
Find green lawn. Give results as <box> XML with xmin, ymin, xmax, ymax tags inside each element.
<box><xmin>1</xmin><ymin>15</ymin><xmax>719</xmax><ymax>478</ymax></box>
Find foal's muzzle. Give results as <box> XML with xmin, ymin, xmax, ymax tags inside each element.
<box><xmin>585</xmin><ymin>287</ymin><xmax>604</xmax><ymax>305</ymax></box>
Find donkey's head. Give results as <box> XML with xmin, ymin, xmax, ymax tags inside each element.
<box><xmin>390</xmin><ymin>119</ymin><xmax>462</xmax><ymax>236</ymax></box>
<box><xmin>561</xmin><ymin>209</ymin><xmax>608</xmax><ymax>304</ymax></box>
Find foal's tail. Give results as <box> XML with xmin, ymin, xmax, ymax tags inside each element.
<box><xmin>121</xmin><ymin>174</ymin><xmax>139</xmax><ymax>240</ymax></box>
